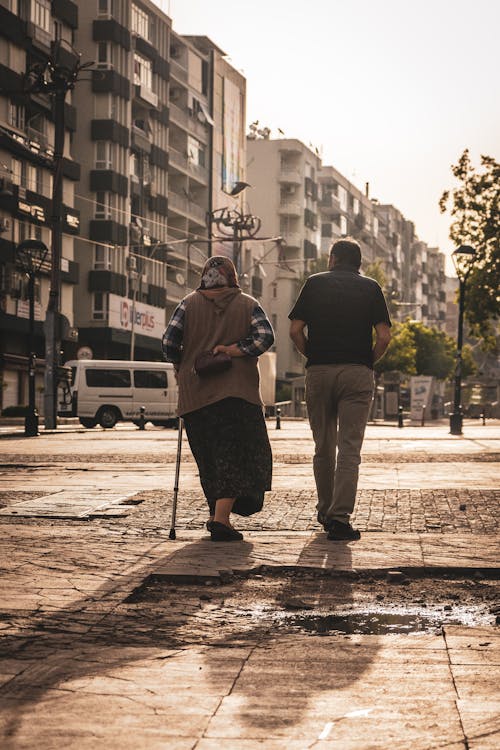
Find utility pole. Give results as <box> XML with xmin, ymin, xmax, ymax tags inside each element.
<box><xmin>17</xmin><ymin>43</ymin><xmax>93</xmax><ymax>428</ymax></box>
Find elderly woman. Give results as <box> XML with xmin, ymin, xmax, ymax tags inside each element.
<box><xmin>162</xmin><ymin>256</ymin><xmax>274</xmax><ymax>542</ymax></box>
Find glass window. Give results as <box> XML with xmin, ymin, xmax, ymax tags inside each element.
<box><xmin>98</xmin><ymin>0</ymin><xmax>111</xmax><ymax>15</ymax></box>
<box><xmin>134</xmin><ymin>53</ymin><xmax>152</xmax><ymax>90</ymax></box>
<box><xmin>31</xmin><ymin>0</ymin><xmax>51</xmax><ymax>32</ymax></box>
<box><xmin>92</xmin><ymin>291</ymin><xmax>108</xmax><ymax>320</ymax></box>
<box><xmin>95</xmin><ymin>141</ymin><xmax>112</xmax><ymax>169</ymax></box>
<box><xmin>94</xmin><ymin>244</ymin><xmax>111</xmax><ymax>269</ymax></box>
<box><xmin>86</xmin><ymin>369</ymin><xmax>131</xmax><ymax>388</ymax></box>
<box><xmin>8</xmin><ymin>101</ymin><xmax>25</xmax><ymax>130</ymax></box>
<box><xmin>132</xmin><ymin>4</ymin><xmax>150</xmax><ymax>40</ymax></box>
<box><xmin>133</xmin><ymin>370</ymin><xmax>167</xmax><ymax>389</ymax></box>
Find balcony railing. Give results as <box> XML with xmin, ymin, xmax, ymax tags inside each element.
<box><xmin>278</xmin><ymin>199</ymin><xmax>302</xmax><ymax>216</ymax></box>
<box><xmin>279</xmin><ymin>167</ymin><xmax>302</xmax><ymax>183</ymax></box>
<box><xmin>169</xmin><ymin>191</ymin><xmax>207</xmax><ymax>224</ymax></box>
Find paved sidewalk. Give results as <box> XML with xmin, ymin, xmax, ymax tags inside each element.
<box><xmin>0</xmin><ymin>421</ymin><xmax>499</xmax><ymax>748</ymax></box>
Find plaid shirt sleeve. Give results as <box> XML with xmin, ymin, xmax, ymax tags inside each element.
<box><xmin>237</xmin><ymin>304</ymin><xmax>275</xmax><ymax>357</ymax></box>
<box><xmin>162</xmin><ymin>300</ymin><xmax>186</xmax><ymax>365</ymax></box>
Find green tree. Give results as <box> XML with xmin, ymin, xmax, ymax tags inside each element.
<box><xmin>375</xmin><ymin>320</ymin><xmax>476</xmax><ymax>379</ymax></box>
<box><xmin>375</xmin><ymin>321</ymin><xmax>417</xmax><ymax>376</ymax></box>
<box><xmin>440</xmin><ymin>150</ymin><xmax>500</xmax><ymax>349</ymax></box>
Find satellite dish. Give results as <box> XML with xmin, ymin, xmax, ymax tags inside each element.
<box><xmin>175</xmin><ymin>272</ymin><xmax>185</xmax><ymax>286</ymax></box>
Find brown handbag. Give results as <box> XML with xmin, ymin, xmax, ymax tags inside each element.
<box><xmin>194</xmin><ymin>350</ymin><xmax>232</xmax><ymax>377</ymax></box>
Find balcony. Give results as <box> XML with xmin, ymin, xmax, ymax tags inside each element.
<box><xmin>134</xmin><ymin>84</ymin><xmax>158</xmax><ymax>108</ymax></box>
<box><xmin>170</xmin><ymin>58</ymin><xmax>188</xmax><ymax>83</ymax></box>
<box><xmin>319</xmin><ymin>193</ymin><xmax>340</xmax><ymax>210</ymax></box>
<box><xmin>278</xmin><ymin>199</ymin><xmax>302</xmax><ymax>217</ymax></box>
<box><xmin>279</xmin><ymin>167</ymin><xmax>301</xmax><ymax>184</ymax></box>
<box><xmin>169</xmin><ymin>148</ymin><xmax>208</xmax><ymax>185</ymax></box>
<box><xmin>169</xmin><ymin>102</ymin><xmax>188</xmax><ymax>129</ymax></box>
<box><xmin>168</xmin><ymin>191</ymin><xmax>207</xmax><ymax>225</ymax></box>
<box><xmin>282</xmin><ymin>232</ymin><xmax>302</xmax><ymax>248</ymax></box>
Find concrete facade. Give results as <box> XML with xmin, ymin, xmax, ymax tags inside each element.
<box><xmin>0</xmin><ymin>0</ymin><xmax>80</xmax><ymax>412</ymax></box>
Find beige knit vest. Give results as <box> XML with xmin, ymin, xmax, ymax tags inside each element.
<box><xmin>176</xmin><ymin>290</ymin><xmax>262</xmax><ymax>416</ymax></box>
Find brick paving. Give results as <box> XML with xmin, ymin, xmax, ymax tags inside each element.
<box><xmin>1</xmin><ymin>487</ymin><xmax>498</xmax><ymax>534</ymax></box>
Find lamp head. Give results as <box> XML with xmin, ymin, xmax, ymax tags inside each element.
<box><xmin>16</xmin><ymin>239</ymin><xmax>49</xmax><ymax>275</ymax></box>
<box><xmin>452</xmin><ymin>244</ymin><xmax>476</xmax><ymax>281</ymax></box>
<box><xmin>229</xmin><ymin>181</ymin><xmax>251</xmax><ymax>197</ymax></box>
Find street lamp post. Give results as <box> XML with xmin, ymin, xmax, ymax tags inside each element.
<box><xmin>16</xmin><ymin>239</ymin><xmax>49</xmax><ymax>437</ymax></box>
<box><xmin>449</xmin><ymin>245</ymin><xmax>476</xmax><ymax>436</ymax></box>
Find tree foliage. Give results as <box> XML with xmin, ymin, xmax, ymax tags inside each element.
<box><xmin>376</xmin><ymin>320</ymin><xmax>476</xmax><ymax>380</ymax></box>
<box><xmin>439</xmin><ymin>150</ymin><xmax>500</xmax><ymax>348</ymax></box>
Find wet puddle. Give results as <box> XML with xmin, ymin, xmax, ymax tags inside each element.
<box><xmin>285</xmin><ymin>611</ymin><xmax>455</xmax><ymax>635</ymax></box>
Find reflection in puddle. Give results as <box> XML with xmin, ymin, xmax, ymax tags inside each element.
<box><xmin>287</xmin><ymin>611</ymin><xmax>452</xmax><ymax>634</ymax></box>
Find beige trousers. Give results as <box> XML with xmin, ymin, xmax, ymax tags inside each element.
<box><xmin>305</xmin><ymin>364</ymin><xmax>374</xmax><ymax>525</ymax></box>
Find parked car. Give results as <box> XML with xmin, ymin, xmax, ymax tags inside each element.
<box><xmin>58</xmin><ymin>359</ymin><xmax>178</xmax><ymax>428</ymax></box>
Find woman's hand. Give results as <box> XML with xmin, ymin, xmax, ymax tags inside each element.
<box><xmin>213</xmin><ymin>344</ymin><xmax>244</xmax><ymax>358</ymax></box>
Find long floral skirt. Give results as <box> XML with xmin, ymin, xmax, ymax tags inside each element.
<box><xmin>183</xmin><ymin>397</ymin><xmax>272</xmax><ymax>516</ymax></box>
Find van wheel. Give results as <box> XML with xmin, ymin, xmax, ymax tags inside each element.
<box><xmin>80</xmin><ymin>418</ymin><xmax>97</xmax><ymax>428</ymax></box>
<box><xmin>98</xmin><ymin>407</ymin><xmax>119</xmax><ymax>429</ymax></box>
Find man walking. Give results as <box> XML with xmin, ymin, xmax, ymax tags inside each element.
<box><xmin>289</xmin><ymin>238</ymin><xmax>391</xmax><ymax>541</ymax></box>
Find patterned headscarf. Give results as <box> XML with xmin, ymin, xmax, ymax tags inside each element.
<box><xmin>198</xmin><ymin>255</ymin><xmax>239</xmax><ymax>289</ymax></box>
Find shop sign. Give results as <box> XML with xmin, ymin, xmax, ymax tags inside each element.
<box><xmin>18</xmin><ymin>200</ymin><xmax>46</xmax><ymax>223</ymax></box>
<box><xmin>108</xmin><ymin>294</ymin><xmax>165</xmax><ymax>340</ymax></box>
<box><xmin>17</xmin><ymin>299</ymin><xmax>44</xmax><ymax>321</ymax></box>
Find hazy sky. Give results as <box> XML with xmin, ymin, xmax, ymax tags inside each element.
<box><xmin>167</xmin><ymin>0</ymin><xmax>499</xmax><ymax>270</ymax></box>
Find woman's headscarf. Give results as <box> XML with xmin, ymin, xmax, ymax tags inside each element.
<box><xmin>198</xmin><ymin>256</ymin><xmax>239</xmax><ymax>290</ymax></box>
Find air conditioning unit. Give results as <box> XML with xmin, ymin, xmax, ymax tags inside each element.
<box><xmin>126</xmin><ymin>255</ymin><xmax>137</xmax><ymax>271</ymax></box>
<box><xmin>0</xmin><ymin>218</ymin><xmax>12</xmax><ymax>233</ymax></box>
<box><xmin>170</xmin><ymin>89</ymin><xmax>181</xmax><ymax>102</ymax></box>
<box><xmin>286</xmin><ymin>185</ymin><xmax>296</xmax><ymax>195</ymax></box>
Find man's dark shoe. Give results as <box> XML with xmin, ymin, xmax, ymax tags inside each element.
<box><xmin>327</xmin><ymin>521</ymin><xmax>361</xmax><ymax>541</ymax></box>
<box><xmin>317</xmin><ymin>512</ymin><xmax>333</xmax><ymax>531</ymax></box>
<box><xmin>210</xmin><ymin>521</ymin><xmax>243</xmax><ymax>542</ymax></box>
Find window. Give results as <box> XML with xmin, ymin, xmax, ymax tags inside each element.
<box><xmin>19</xmin><ymin>222</ymin><xmax>43</xmax><ymax>242</ymax></box>
<box><xmin>86</xmin><ymin>368</ymin><xmax>130</xmax><ymax>388</ymax></box>
<box><xmin>187</xmin><ymin>136</ymin><xmax>205</xmax><ymax>168</ymax></box>
<box><xmin>94</xmin><ymin>244</ymin><xmax>111</xmax><ymax>269</ymax></box>
<box><xmin>134</xmin><ymin>53</ymin><xmax>152</xmax><ymax>90</ymax></box>
<box><xmin>92</xmin><ymin>292</ymin><xmax>109</xmax><ymax>320</ymax></box>
<box><xmin>338</xmin><ymin>185</ymin><xmax>347</xmax><ymax>212</ymax></box>
<box><xmin>97</xmin><ymin>42</ymin><xmax>112</xmax><ymax>68</ymax></box>
<box><xmin>131</xmin><ymin>4</ymin><xmax>150</xmax><ymax>40</ymax></box>
<box><xmin>98</xmin><ymin>0</ymin><xmax>112</xmax><ymax>16</ymax></box>
<box><xmin>31</xmin><ymin>0</ymin><xmax>51</xmax><ymax>32</ymax></box>
<box><xmin>8</xmin><ymin>101</ymin><xmax>25</xmax><ymax>130</ymax></box>
<box><xmin>95</xmin><ymin>191</ymin><xmax>112</xmax><ymax>219</ymax></box>
<box><xmin>134</xmin><ymin>370</ymin><xmax>167</xmax><ymax>389</ymax></box>
<box><xmin>95</xmin><ymin>141</ymin><xmax>112</xmax><ymax>169</ymax></box>
<box><xmin>340</xmin><ymin>215</ymin><xmax>347</xmax><ymax>235</ymax></box>
<box><xmin>353</xmin><ymin>198</ymin><xmax>359</xmax><ymax>215</ymax></box>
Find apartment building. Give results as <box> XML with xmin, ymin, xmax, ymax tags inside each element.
<box><xmin>246</xmin><ymin>136</ymin><xmax>321</xmax><ymax>379</ymax></box>
<box><xmin>0</xmin><ymin>0</ymin><xmax>80</xmax><ymax>411</ymax></box>
<box><xmin>318</xmin><ymin>166</ymin><xmax>378</xmax><ymax>266</ymax></box>
<box><xmin>71</xmin><ymin>0</ymin><xmax>171</xmax><ymax>361</ymax></box>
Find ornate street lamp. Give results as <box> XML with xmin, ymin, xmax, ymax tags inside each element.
<box><xmin>16</xmin><ymin>239</ymin><xmax>49</xmax><ymax>436</ymax></box>
<box><xmin>449</xmin><ymin>244</ymin><xmax>477</xmax><ymax>435</ymax></box>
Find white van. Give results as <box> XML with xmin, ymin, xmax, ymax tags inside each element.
<box><xmin>59</xmin><ymin>360</ymin><xmax>178</xmax><ymax>429</ymax></box>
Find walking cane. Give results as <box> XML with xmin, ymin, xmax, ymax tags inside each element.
<box><xmin>169</xmin><ymin>418</ymin><xmax>183</xmax><ymax>540</ymax></box>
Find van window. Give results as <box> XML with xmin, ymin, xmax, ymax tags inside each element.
<box><xmin>134</xmin><ymin>369</ymin><xmax>167</xmax><ymax>389</ymax></box>
<box><xmin>86</xmin><ymin>369</ymin><xmax>131</xmax><ymax>388</ymax></box>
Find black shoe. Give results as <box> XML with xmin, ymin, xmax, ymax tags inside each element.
<box><xmin>327</xmin><ymin>521</ymin><xmax>361</xmax><ymax>541</ymax></box>
<box><xmin>317</xmin><ymin>512</ymin><xmax>334</xmax><ymax>532</ymax></box>
<box><xmin>210</xmin><ymin>521</ymin><xmax>243</xmax><ymax>542</ymax></box>
<box><xmin>206</xmin><ymin>519</ymin><xmax>214</xmax><ymax>531</ymax></box>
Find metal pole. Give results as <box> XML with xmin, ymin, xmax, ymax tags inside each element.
<box><xmin>44</xmin><ymin>85</ymin><xmax>65</xmax><ymax>429</ymax></box>
<box><xmin>169</xmin><ymin>418</ymin><xmax>183</xmax><ymax>540</ymax></box>
<box><xmin>450</xmin><ymin>278</ymin><xmax>465</xmax><ymax>435</ymax></box>
<box><xmin>25</xmin><ymin>272</ymin><xmax>38</xmax><ymax>436</ymax></box>
<box><xmin>233</xmin><ymin>222</ymin><xmax>241</xmax><ymax>274</ymax></box>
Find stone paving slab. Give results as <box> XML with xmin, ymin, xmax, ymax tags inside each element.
<box><xmin>0</xmin><ymin>489</ymin><xmax>139</xmax><ymax>518</ymax></box>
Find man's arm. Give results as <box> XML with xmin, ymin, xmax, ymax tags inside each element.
<box><xmin>373</xmin><ymin>322</ymin><xmax>391</xmax><ymax>363</ymax></box>
<box><xmin>289</xmin><ymin>319</ymin><xmax>308</xmax><ymax>357</ymax></box>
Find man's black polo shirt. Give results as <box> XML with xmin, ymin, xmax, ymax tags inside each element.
<box><xmin>288</xmin><ymin>265</ymin><xmax>391</xmax><ymax>368</ymax></box>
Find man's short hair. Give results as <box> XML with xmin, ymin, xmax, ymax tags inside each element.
<box><xmin>329</xmin><ymin>238</ymin><xmax>362</xmax><ymax>269</ymax></box>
